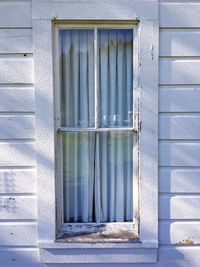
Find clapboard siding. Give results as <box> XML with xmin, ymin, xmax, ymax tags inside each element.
<box><xmin>160</xmin><ymin>3</ymin><xmax>200</xmax><ymax>28</ymax></box>
<box><xmin>0</xmin><ymin>249</ymin><xmax>40</xmax><ymax>267</ymax></box>
<box><xmin>0</xmin><ymin>169</ymin><xmax>36</xmax><ymax>194</ymax></box>
<box><xmin>160</xmin><ymin>30</ymin><xmax>200</xmax><ymax>57</ymax></box>
<box><xmin>0</xmin><ymin>88</ymin><xmax>35</xmax><ymax>112</ymax></box>
<box><xmin>160</xmin><ymin>221</ymin><xmax>200</xmax><ymax>245</ymax></box>
<box><xmin>159</xmin><ymin>196</ymin><xmax>200</xmax><ymax>219</ymax></box>
<box><xmin>159</xmin><ymin>141</ymin><xmax>200</xmax><ymax>167</ymax></box>
<box><xmin>1</xmin><ymin>249</ymin><xmax>200</xmax><ymax>267</ymax></box>
<box><xmin>0</xmin><ymin>115</ymin><xmax>35</xmax><ymax>139</ymax></box>
<box><xmin>160</xmin><ymin>59</ymin><xmax>200</xmax><ymax>85</ymax></box>
<box><xmin>0</xmin><ymin>142</ymin><xmax>36</xmax><ymax>167</ymax></box>
<box><xmin>0</xmin><ymin>29</ymin><xmax>32</xmax><ymax>54</ymax></box>
<box><xmin>0</xmin><ymin>223</ymin><xmax>37</xmax><ymax>246</ymax></box>
<box><xmin>159</xmin><ymin>168</ymin><xmax>200</xmax><ymax>193</ymax></box>
<box><xmin>159</xmin><ymin>115</ymin><xmax>200</xmax><ymax>140</ymax></box>
<box><xmin>159</xmin><ymin>87</ymin><xmax>200</xmax><ymax>112</ymax></box>
<box><xmin>0</xmin><ymin>3</ymin><xmax>32</xmax><ymax>28</ymax></box>
<box><xmin>0</xmin><ymin>196</ymin><xmax>36</xmax><ymax>220</ymax></box>
<box><xmin>0</xmin><ymin>58</ymin><xmax>33</xmax><ymax>84</ymax></box>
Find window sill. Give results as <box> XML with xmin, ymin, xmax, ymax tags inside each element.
<box><xmin>38</xmin><ymin>240</ymin><xmax>158</xmax><ymax>263</ymax></box>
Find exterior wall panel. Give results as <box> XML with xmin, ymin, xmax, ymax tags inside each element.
<box><xmin>0</xmin><ymin>0</ymin><xmax>200</xmax><ymax>266</ymax></box>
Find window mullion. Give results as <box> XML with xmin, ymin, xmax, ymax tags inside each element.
<box><xmin>94</xmin><ymin>27</ymin><xmax>99</xmax><ymax>130</ymax></box>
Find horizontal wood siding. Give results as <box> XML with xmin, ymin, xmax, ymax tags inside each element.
<box><xmin>0</xmin><ymin>169</ymin><xmax>36</xmax><ymax>194</ymax></box>
<box><xmin>159</xmin><ymin>87</ymin><xmax>200</xmax><ymax>112</ymax></box>
<box><xmin>1</xmin><ymin>1</ymin><xmax>200</xmax><ymax>267</ymax></box>
<box><xmin>0</xmin><ymin>4</ymin><xmax>37</xmax><ymax>266</ymax></box>
<box><xmin>160</xmin><ymin>59</ymin><xmax>200</xmax><ymax>85</ymax></box>
<box><xmin>160</xmin><ymin>3</ymin><xmax>200</xmax><ymax>28</ymax></box>
<box><xmin>0</xmin><ymin>29</ymin><xmax>32</xmax><ymax>54</ymax></box>
<box><xmin>159</xmin><ymin>196</ymin><xmax>200</xmax><ymax>219</ymax></box>
<box><xmin>159</xmin><ymin>2</ymin><xmax>200</xmax><ymax>267</ymax></box>
<box><xmin>0</xmin><ymin>196</ymin><xmax>36</xmax><ymax>220</ymax></box>
<box><xmin>160</xmin><ymin>30</ymin><xmax>200</xmax><ymax>57</ymax></box>
<box><xmin>0</xmin><ymin>58</ymin><xmax>33</xmax><ymax>84</ymax></box>
<box><xmin>0</xmin><ymin>115</ymin><xmax>35</xmax><ymax>139</ymax></box>
<box><xmin>160</xmin><ymin>221</ymin><xmax>200</xmax><ymax>245</ymax></box>
<box><xmin>159</xmin><ymin>168</ymin><xmax>200</xmax><ymax>193</ymax></box>
<box><xmin>0</xmin><ymin>142</ymin><xmax>36</xmax><ymax>167</ymax></box>
<box><xmin>159</xmin><ymin>115</ymin><xmax>200</xmax><ymax>140</ymax></box>
<box><xmin>0</xmin><ymin>2</ymin><xmax>32</xmax><ymax>28</ymax></box>
<box><xmin>0</xmin><ymin>88</ymin><xmax>35</xmax><ymax>112</ymax></box>
<box><xmin>159</xmin><ymin>141</ymin><xmax>200</xmax><ymax>167</ymax></box>
<box><xmin>0</xmin><ymin>223</ymin><xmax>37</xmax><ymax>246</ymax></box>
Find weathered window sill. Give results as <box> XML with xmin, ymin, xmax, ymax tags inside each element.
<box><xmin>56</xmin><ymin>223</ymin><xmax>139</xmax><ymax>243</ymax></box>
<box><xmin>38</xmin><ymin>240</ymin><xmax>158</xmax><ymax>263</ymax></box>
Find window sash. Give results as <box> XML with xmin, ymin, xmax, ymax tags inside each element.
<box><xmin>54</xmin><ymin>23</ymin><xmax>139</xmax><ymax>230</ymax></box>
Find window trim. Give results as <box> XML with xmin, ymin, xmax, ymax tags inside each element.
<box><xmin>33</xmin><ymin>0</ymin><xmax>158</xmax><ymax>263</ymax></box>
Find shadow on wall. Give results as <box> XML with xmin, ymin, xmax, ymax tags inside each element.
<box><xmin>1</xmin><ymin>2</ymin><xmax>200</xmax><ymax>266</ymax></box>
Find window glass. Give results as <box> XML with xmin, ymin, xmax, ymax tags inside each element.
<box><xmin>59</xmin><ymin>28</ymin><xmax>134</xmax><ymax>224</ymax></box>
<box><xmin>98</xmin><ymin>29</ymin><xmax>133</xmax><ymax>127</ymax></box>
<box><xmin>60</xmin><ymin>30</ymin><xmax>95</xmax><ymax>127</ymax></box>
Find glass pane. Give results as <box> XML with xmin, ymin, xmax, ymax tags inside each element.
<box><xmin>98</xmin><ymin>29</ymin><xmax>133</xmax><ymax>128</ymax></box>
<box><xmin>99</xmin><ymin>132</ymin><xmax>134</xmax><ymax>222</ymax></box>
<box><xmin>63</xmin><ymin>132</ymin><xmax>95</xmax><ymax>223</ymax></box>
<box><xmin>59</xmin><ymin>30</ymin><xmax>95</xmax><ymax>127</ymax></box>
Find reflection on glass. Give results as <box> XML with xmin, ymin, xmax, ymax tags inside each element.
<box><xmin>98</xmin><ymin>29</ymin><xmax>133</xmax><ymax>127</ymax></box>
<box><xmin>60</xmin><ymin>30</ymin><xmax>95</xmax><ymax>127</ymax></box>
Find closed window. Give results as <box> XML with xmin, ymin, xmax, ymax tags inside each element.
<box><xmin>55</xmin><ymin>24</ymin><xmax>139</xmax><ymax>240</ymax></box>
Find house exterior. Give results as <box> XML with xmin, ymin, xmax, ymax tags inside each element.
<box><xmin>0</xmin><ymin>0</ymin><xmax>200</xmax><ymax>266</ymax></box>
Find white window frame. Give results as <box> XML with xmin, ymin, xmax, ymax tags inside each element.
<box><xmin>55</xmin><ymin>22</ymin><xmax>139</xmax><ymax>240</ymax></box>
<box><xmin>33</xmin><ymin>0</ymin><xmax>158</xmax><ymax>264</ymax></box>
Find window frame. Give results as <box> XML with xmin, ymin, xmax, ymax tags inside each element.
<box><xmin>54</xmin><ymin>22</ymin><xmax>139</xmax><ymax>240</ymax></box>
<box><xmin>33</xmin><ymin>0</ymin><xmax>158</xmax><ymax>263</ymax></box>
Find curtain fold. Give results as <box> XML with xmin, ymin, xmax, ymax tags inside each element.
<box><xmin>60</xmin><ymin>29</ymin><xmax>134</xmax><ymax>223</ymax></box>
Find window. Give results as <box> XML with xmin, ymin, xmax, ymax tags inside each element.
<box><xmin>55</xmin><ymin>24</ymin><xmax>139</xmax><ymax>241</ymax></box>
<box><xmin>33</xmin><ymin>0</ymin><xmax>158</xmax><ymax>263</ymax></box>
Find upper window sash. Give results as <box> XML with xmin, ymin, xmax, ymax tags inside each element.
<box><xmin>55</xmin><ymin>24</ymin><xmax>139</xmax><ymax>133</ymax></box>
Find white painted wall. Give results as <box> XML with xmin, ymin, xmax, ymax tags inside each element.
<box><xmin>0</xmin><ymin>0</ymin><xmax>200</xmax><ymax>266</ymax></box>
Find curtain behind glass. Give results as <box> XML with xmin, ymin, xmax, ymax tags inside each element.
<box><xmin>98</xmin><ymin>29</ymin><xmax>133</xmax><ymax>127</ymax></box>
<box><xmin>60</xmin><ymin>30</ymin><xmax>94</xmax><ymax>127</ymax></box>
<box><xmin>60</xmin><ymin>29</ymin><xmax>134</xmax><ymax>223</ymax></box>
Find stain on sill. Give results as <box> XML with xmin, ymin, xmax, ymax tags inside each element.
<box><xmin>56</xmin><ymin>228</ymin><xmax>139</xmax><ymax>243</ymax></box>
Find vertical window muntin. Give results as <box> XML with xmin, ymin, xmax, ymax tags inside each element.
<box><xmin>55</xmin><ymin>23</ymin><xmax>138</xmax><ymax>231</ymax></box>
